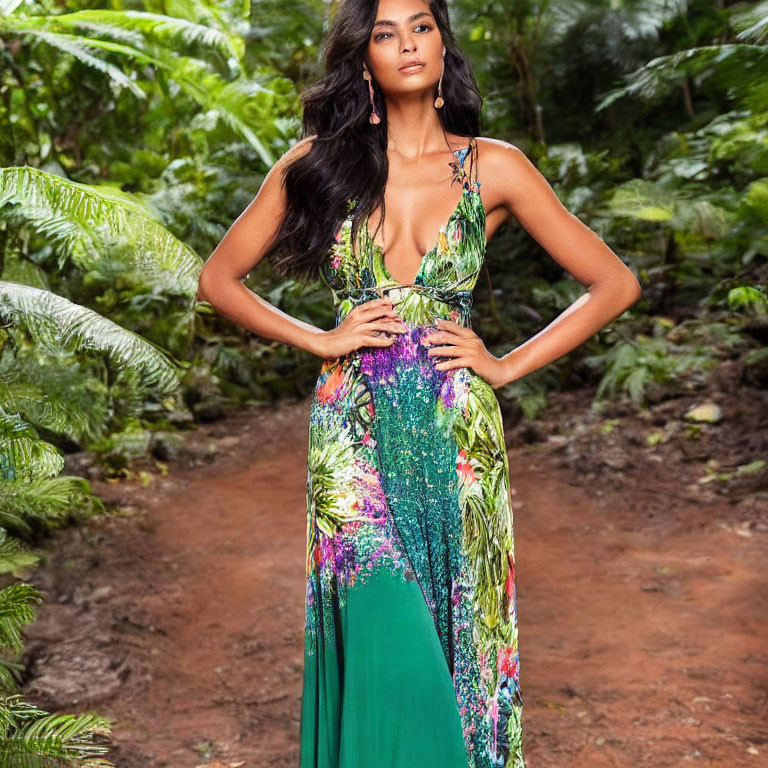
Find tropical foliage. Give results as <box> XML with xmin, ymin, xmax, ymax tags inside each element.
<box><xmin>0</xmin><ymin>0</ymin><xmax>766</xmax><ymax>763</ymax></box>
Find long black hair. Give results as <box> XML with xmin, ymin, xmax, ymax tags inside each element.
<box><xmin>265</xmin><ymin>0</ymin><xmax>483</xmax><ymax>283</ymax></box>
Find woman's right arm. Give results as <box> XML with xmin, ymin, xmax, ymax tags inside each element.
<box><xmin>197</xmin><ymin>136</ymin><xmax>406</xmax><ymax>359</ymax></box>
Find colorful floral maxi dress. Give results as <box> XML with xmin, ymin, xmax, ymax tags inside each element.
<box><xmin>300</xmin><ymin>137</ymin><xmax>525</xmax><ymax>768</ymax></box>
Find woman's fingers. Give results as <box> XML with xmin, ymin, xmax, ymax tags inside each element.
<box><xmin>351</xmin><ymin>319</ymin><xmax>406</xmax><ymax>348</ymax></box>
<box><xmin>424</xmin><ymin>331</ymin><xmax>462</xmax><ymax>347</ymax></box>
<box><xmin>361</xmin><ymin>297</ymin><xmax>395</xmax><ymax>313</ymax></box>
<box><xmin>434</xmin><ymin>318</ymin><xmax>472</xmax><ymax>335</ymax></box>
<box><xmin>427</xmin><ymin>324</ymin><xmax>469</xmax><ymax>341</ymax></box>
<box><xmin>365</xmin><ymin>319</ymin><xmax>407</xmax><ymax>334</ymax></box>
<box><xmin>362</xmin><ymin>334</ymin><xmax>398</xmax><ymax>347</ymax></box>
<box><xmin>427</xmin><ymin>345</ymin><xmax>463</xmax><ymax>357</ymax></box>
<box><xmin>434</xmin><ymin>357</ymin><xmax>469</xmax><ymax>370</ymax></box>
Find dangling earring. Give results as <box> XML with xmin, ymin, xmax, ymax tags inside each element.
<box><xmin>434</xmin><ymin>48</ymin><xmax>445</xmax><ymax>109</ymax></box>
<box><xmin>362</xmin><ymin>64</ymin><xmax>381</xmax><ymax>125</ymax></box>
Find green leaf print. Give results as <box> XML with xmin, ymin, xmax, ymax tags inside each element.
<box><xmin>306</xmin><ymin>420</ymin><xmax>369</xmax><ymax>566</ymax></box>
<box><xmin>444</xmin><ymin>373</ymin><xmax>518</xmax><ymax>699</ymax></box>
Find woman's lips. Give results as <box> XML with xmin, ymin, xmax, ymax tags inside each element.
<box><xmin>399</xmin><ymin>63</ymin><xmax>425</xmax><ymax>74</ymax></box>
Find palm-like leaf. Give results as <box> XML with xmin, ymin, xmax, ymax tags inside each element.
<box><xmin>0</xmin><ymin>282</ymin><xmax>181</xmax><ymax>395</ymax></box>
<box><xmin>591</xmin><ymin>0</ymin><xmax>768</xmax><ymax>111</ymax></box>
<box><xmin>0</xmin><ymin>583</ymin><xmax>42</xmax><ymax>656</ymax></box>
<box><xmin>0</xmin><ymin>574</ymin><xmax>112</xmax><ymax>764</ymax></box>
<box><xmin>597</xmin><ymin>43</ymin><xmax>768</xmax><ymax>113</ymax></box>
<box><xmin>0</xmin><ymin>582</ymin><xmax>39</xmax><ymax>693</ymax></box>
<box><xmin>0</xmin><ymin>409</ymin><xmax>64</xmax><ymax>481</ymax></box>
<box><xmin>0</xmin><ymin>8</ymin><xmax>283</xmax><ymax>165</ymax></box>
<box><xmin>5</xmin><ymin>28</ymin><xmax>147</xmax><ymax>97</ymax></box>
<box><xmin>21</xmin><ymin>9</ymin><xmax>246</xmax><ymax>62</ymax></box>
<box><xmin>165</xmin><ymin>0</ymin><xmax>252</xmax><ymax>27</ymax></box>
<box><xmin>0</xmin><ymin>694</ymin><xmax>113</xmax><ymax>765</ymax></box>
<box><xmin>0</xmin><ymin>529</ymin><xmax>39</xmax><ymax>579</ymax></box>
<box><xmin>0</xmin><ymin>475</ymin><xmax>99</xmax><ymax>538</ymax></box>
<box><xmin>133</xmin><ymin>52</ymin><xmax>281</xmax><ymax>166</ymax></box>
<box><xmin>0</xmin><ymin>167</ymin><xmax>203</xmax><ymax>298</ymax></box>
<box><xmin>0</xmin><ymin>375</ymin><xmax>102</xmax><ymax>444</ymax></box>
<box><xmin>732</xmin><ymin>0</ymin><xmax>768</xmax><ymax>45</ymax></box>
<box><xmin>544</xmin><ymin>0</ymin><xmax>689</xmax><ymax>48</ymax></box>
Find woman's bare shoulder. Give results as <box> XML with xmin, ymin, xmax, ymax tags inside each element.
<box><xmin>474</xmin><ymin>136</ymin><xmax>540</xmax><ymax>204</ymax></box>
<box><xmin>274</xmin><ymin>134</ymin><xmax>318</xmax><ymax>170</ymax></box>
<box><xmin>475</xmin><ymin>136</ymin><xmax>526</xmax><ymax>164</ymax></box>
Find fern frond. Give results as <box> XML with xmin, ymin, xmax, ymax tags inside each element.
<box><xmin>162</xmin><ymin>0</ymin><xmax>251</xmax><ymax>27</ymax></box>
<box><xmin>1</xmin><ymin>7</ymin><xmax>243</xmax><ymax>62</ymax></box>
<box><xmin>0</xmin><ymin>694</ymin><xmax>113</xmax><ymax>764</ymax></box>
<box><xmin>732</xmin><ymin>0</ymin><xmax>768</xmax><ymax>45</ymax></box>
<box><xmin>0</xmin><ymin>18</ymin><xmax>279</xmax><ymax>164</ymax></box>
<box><xmin>47</xmin><ymin>9</ymin><xmax>244</xmax><ymax>62</ymax></box>
<box><xmin>0</xmin><ymin>282</ymin><xmax>181</xmax><ymax>395</ymax></box>
<box><xmin>135</xmin><ymin>51</ymin><xmax>279</xmax><ymax>164</ymax></box>
<box><xmin>0</xmin><ymin>409</ymin><xmax>64</xmax><ymax>481</ymax></box>
<box><xmin>0</xmin><ymin>658</ymin><xmax>24</xmax><ymax>694</ymax></box>
<box><xmin>0</xmin><ymin>376</ymin><xmax>100</xmax><ymax>444</ymax></box>
<box><xmin>0</xmin><ymin>167</ymin><xmax>202</xmax><ymax>298</ymax></box>
<box><xmin>0</xmin><ymin>24</ymin><xmax>146</xmax><ymax>97</ymax></box>
<box><xmin>0</xmin><ymin>528</ymin><xmax>39</xmax><ymax>578</ymax></box>
<box><xmin>0</xmin><ymin>583</ymin><xmax>44</xmax><ymax>655</ymax></box>
<box><xmin>596</xmin><ymin>43</ymin><xmax>768</xmax><ymax>112</ymax></box>
<box><xmin>0</xmin><ymin>474</ymin><xmax>98</xmax><ymax>537</ymax></box>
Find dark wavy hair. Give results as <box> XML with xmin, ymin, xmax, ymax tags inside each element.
<box><xmin>264</xmin><ymin>0</ymin><xmax>483</xmax><ymax>283</ymax></box>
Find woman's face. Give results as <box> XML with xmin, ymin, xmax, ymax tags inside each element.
<box><xmin>365</xmin><ymin>0</ymin><xmax>444</xmax><ymax>99</ymax></box>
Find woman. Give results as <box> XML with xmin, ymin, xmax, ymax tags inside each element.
<box><xmin>197</xmin><ymin>0</ymin><xmax>641</xmax><ymax>765</ymax></box>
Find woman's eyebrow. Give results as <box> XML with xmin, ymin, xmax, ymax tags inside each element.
<box><xmin>372</xmin><ymin>11</ymin><xmax>433</xmax><ymax>29</ymax></box>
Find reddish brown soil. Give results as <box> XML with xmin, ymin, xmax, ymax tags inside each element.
<box><xmin>18</xmin><ymin>392</ymin><xmax>768</xmax><ymax>768</ymax></box>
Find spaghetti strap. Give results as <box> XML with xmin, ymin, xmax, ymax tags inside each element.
<box><xmin>467</xmin><ymin>136</ymin><xmax>480</xmax><ymax>189</ymax></box>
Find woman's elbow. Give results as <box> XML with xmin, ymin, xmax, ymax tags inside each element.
<box><xmin>197</xmin><ymin>263</ymin><xmax>216</xmax><ymax>303</ymax></box>
<box><xmin>597</xmin><ymin>270</ymin><xmax>641</xmax><ymax>312</ymax></box>
<box><xmin>622</xmin><ymin>274</ymin><xmax>642</xmax><ymax>309</ymax></box>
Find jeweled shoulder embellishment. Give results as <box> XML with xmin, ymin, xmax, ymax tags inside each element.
<box><xmin>449</xmin><ymin>143</ymin><xmax>475</xmax><ymax>190</ymax></box>
<box><xmin>448</xmin><ymin>153</ymin><xmax>468</xmax><ymax>188</ymax></box>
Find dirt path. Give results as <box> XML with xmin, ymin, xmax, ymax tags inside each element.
<box><xmin>19</xmin><ymin>398</ymin><xmax>768</xmax><ymax>768</ymax></box>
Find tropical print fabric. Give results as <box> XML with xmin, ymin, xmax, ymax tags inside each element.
<box><xmin>300</xmin><ymin>137</ymin><xmax>526</xmax><ymax>768</ymax></box>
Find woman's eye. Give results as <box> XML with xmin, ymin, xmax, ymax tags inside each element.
<box><xmin>373</xmin><ymin>24</ymin><xmax>432</xmax><ymax>42</ymax></box>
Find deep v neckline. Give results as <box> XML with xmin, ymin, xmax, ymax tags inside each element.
<box><xmin>363</xmin><ymin>141</ymin><xmax>474</xmax><ymax>286</ymax></box>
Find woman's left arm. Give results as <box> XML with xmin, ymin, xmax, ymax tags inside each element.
<box><xmin>426</xmin><ymin>140</ymin><xmax>642</xmax><ymax>389</ymax></box>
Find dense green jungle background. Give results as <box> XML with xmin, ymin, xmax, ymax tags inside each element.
<box><xmin>0</xmin><ymin>0</ymin><xmax>766</xmax><ymax>762</ymax></box>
